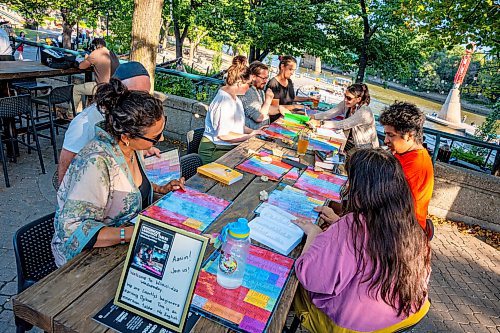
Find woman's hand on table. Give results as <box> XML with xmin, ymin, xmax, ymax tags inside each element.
<box><xmin>144</xmin><ymin>147</ymin><xmax>161</xmax><ymax>158</ymax></box>
<box><xmin>154</xmin><ymin>177</ymin><xmax>186</xmax><ymax>194</ymax></box>
<box><xmin>307</xmin><ymin>119</ymin><xmax>321</xmax><ymax>128</ymax></box>
<box><xmin>251</xmin><ymin>129</ymin><xmax>267</xmax><ymax>137</ymax></box>
<box><xmin>314</xmin><ymin>206</ymin><xmax>340</xmax><ymax>224</ymax></box>
<box><xmin>292</xmin><ymin>218</ymin><xmax>322</xmax><ymax>236</ymax></box>
<box><xmin>278</xmin><ymin>105</ymin><xmax>290</xmax><ymax>115</ymax></box>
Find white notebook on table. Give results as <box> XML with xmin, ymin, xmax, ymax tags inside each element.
<box><xmin>249</xmin><ymin>203</ymin><xmax>304</xmax><ymax>256</ymax></box>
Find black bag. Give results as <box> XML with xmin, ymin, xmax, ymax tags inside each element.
<box><xmin>41</xmin><ymin>49</ymin><xmax>77</xmax><ymax>69</ymax></box>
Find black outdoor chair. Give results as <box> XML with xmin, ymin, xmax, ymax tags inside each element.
<box><xmin>186</xmin><ymin>128</ymin><xmax>204</xmax><ymax>155</ymax></box>
<box><xmin>0</xmin><ymin>95</ymin><xmax>46</xmax><ymax>187</ymax></box>
<box><xmin>180</xmin><ymin>153</ymin><xmax>203</xmax><ymax>180</ymax></box>
<box><xmin>13</xmin><ymin>212</ymin><xmax>57</xmax><ymax>333</ymax></box>
<box><xmin>32</xmin><ymin>84</ymin><xmax>76</xmax><ymax>163</ymax></box>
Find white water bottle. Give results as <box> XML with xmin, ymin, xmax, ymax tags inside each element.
<box><xmin>216</xmin><ymin>218</ymin><xmax>251</xmax><ymax>289</ymax></box>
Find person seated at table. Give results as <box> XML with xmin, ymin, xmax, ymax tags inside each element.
<box><xmin>379</xmin><ymin>101</ymin><xmax>434</xmax><ymax>237</ymax></box>
<box><xmin>0</xmin><ymin>21</ymin><xmax>13</xmax><ymax>62</ymax></box>
<box><xmin>292</xmin><ymin>148</ymin><xmax>431</xmax><ymax>333</ymax></box>
<box><xmin>198</xmin><ymin>56</ymin><xmax>265</xmax><ymax>165</ymax></box>
<box><xmin>264</xmin><ymin>55</ymin><xmax>318</xmax><ymax>122</ymax></box>
<box><xmin>73</xmin><ymin>38</ymin><xmax>120</xmax><ymax>114</ymax></box>
<box><xmin>58</xmin><ymin>61</ymin><xmax>169</xmax><ymax>185</ymax></box>
<box><xmin>309</xmin><ymin>83</ymin><xmax>379</xmax><ymax>150</ymax></box>
<box><xmin>239</xmin><ymin>61</ymin><xmax>288</xmax><ymax>129</ymax></box>
<box><xmin>51</xmin><ymin>79</ymin><xmax>184</xmax><ymax>267</ymax></box>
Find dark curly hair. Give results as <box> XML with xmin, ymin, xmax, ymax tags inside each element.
<box><xmin>379</xmin><ymin>101</ymin><xmax>426</xmax><ymax>144</ymax></box>
<box><xmin>95</xmin><ymin>78</ymin><xmax>164</xmax><ymax>140</ymax></box>
<box><xmin>346</xmin><ymin>83</ymin><xmax>370</xmax><ymax>106</ymax></box>
<box><xmin>342</xmin><ymin>148</ymin><xmax>431</xmax><ymax>317</ymax></box>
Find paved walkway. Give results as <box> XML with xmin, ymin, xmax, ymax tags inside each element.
<box><xmin>0</xmin><ymin>133</ymin><xmax>498</xmax><ymax>332</ymax></box>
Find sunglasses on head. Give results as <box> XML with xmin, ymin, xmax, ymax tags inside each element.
<box><xmin>136</xmin><ymin>131</ymin><xmax>163</xmax><ymax>145</ymax></box>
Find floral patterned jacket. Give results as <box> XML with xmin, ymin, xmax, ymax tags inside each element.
<box><xmin>51</xmin><ymin>126</ymin><xmax>152</xmax><ymax>267</ymax></box>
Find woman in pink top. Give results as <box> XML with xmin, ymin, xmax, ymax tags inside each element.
<box><xmin>293</xmin><ymin>149</ymin><xmax>431</xmax><ymax>332</ymax></box>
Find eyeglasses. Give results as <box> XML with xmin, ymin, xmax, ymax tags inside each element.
<box><xmin>136</xmin><ymin>131</ymin><xmax>163</xmax><ymax>145</ymax></box>
<box><xmin>256</xmin><ymin>74</ymin><xmax>268</xmax><ymax>80</ymax></box>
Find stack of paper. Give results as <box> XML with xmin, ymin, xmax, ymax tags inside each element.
<box><xmin>314</xmin><ymin>151</ymin><xmax>342</xmax><ymax>170</ymax></box>
<box><xmin>249</xmin><ymin>203</ymin><xmax>304</xmax><ymax>255</ymax></box>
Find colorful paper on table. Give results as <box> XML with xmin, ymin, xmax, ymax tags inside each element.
<box><xmin>256</xmin><ymin>184</ymin><xmax>325</xmax><ymax>224</ymax></box>
<box><xmin>294</xmin><ymin>169</ymin><xmax>348</xmax><ymax>202</ymax></box>
<box><xmin>140</xmin><ymin>187</ymin><xmax>231</xmax><ymax>234</ymax></box>
<box><xmin>236</xmin><ymin>150</ymin><xmax>292</xmax><ymax>181</ymax></box>
<box><xmin>283</xmin><ymin>167</ymin><xmax>301</xmax><ymax>181</ymax></box>
<box><xmin>144</xmin><ymin>149</ymin><xmax>181</xmax><ymax>186</ymax></box>
<box><xmin>192</xmin><ymin>245</ymin><xmax>295</xmax><ymax>333</ymax></box>
<box><xmin>308</xmin><ymin>136</ymin><xmax>342</xmax><ymax>152</ymax></box>
<box><xmin>276</xmin><ymin>117</ymin><xmax>307</xmax><ymax>131</ymax></box>
<box><xmin>262</xmin><ymin>122</ymin><xmax>299</xmax><ymax>140</ymax></box>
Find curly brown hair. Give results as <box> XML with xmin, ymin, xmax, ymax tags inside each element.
<box><xmin>379</xmin><ymin>101</ymin><xmax>426</xmax><ymax>144</ymax></box>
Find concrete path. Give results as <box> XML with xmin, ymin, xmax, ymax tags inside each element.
<box><xmin>0</xmin><ymin>132</ymin><xmax>498</xmax><ymax>333</ymax></box>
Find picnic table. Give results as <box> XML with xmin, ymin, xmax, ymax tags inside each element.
<box><xmin>12</xmin><ymin>137</ymin><xmax>316</xmax><ymax>333</ymax></box>
<box><xmin>0</xmin><ymin>61</ymin><xmax>87</xmax><ymax>81</ymax></box>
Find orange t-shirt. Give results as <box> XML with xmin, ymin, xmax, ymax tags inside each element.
<box><xmin>395</xmin><ymin>149</ymin><xmax>434</xmax><ymax>230</ymax></box>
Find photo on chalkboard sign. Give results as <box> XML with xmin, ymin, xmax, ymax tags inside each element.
<box><xmin>130</xmin><ymin>230</ymin><xmax>173</xmax><ymax>279</ymax></box>
<box><xmin>114</xmin><ymin>215</ymin><xmax>208</xmax><ymax>333</ymax></box>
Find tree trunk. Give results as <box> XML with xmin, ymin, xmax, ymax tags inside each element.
<box><xmin>60</xmin><ymin>9</ymin><xmax>74</xmax><ymax>49</ymax></box>
<box><xmin>130</xmin><ymin>0</ymin><xmax>165</xmax><ymax>91</ymax></box>
<box><xmin>173</xmin><ymin>19</ymin><xmax>189</xmax><ymax>61</ymax></box>
<box><xmin>161</xmin><ymin>20</ymin><xmax>171</xmax><ymax>50</ymax></box>
<box><xmin>356</xmin><ymin>44</ymin><xmax>368</xmax><ymax>83</ymax></box>
<box><xmin>188</xmin><ymin>38</ymin><xmax>195</xmax><ymax>64</ymax></box>
<box><xmin>249</xmin><ymin>46</ymin><xmax>256</xmax><ymax>62</ymax></box>
<box><xmin>257</xmin><ymin>49</ymin><xmax>270</xmax><ymax>62</ymax></box>
<box><xmin>356</xmin><ymin>0</ymin><xmax>377</xmax><ymax>83</ymax></box>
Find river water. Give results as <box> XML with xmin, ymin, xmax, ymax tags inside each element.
<box><xmin>294</xmin><ymin>69</ymin><xmax>491</xmax><ymax>137</ymax></box>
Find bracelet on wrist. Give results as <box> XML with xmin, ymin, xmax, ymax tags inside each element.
<box><xmin>120</xmin><ymin>227</ymin><xmax>125</xmax><ymax>244</ymax></box>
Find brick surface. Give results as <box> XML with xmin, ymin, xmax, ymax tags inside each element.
<box><xmin>1</xmin><ymin>123</ymin><xmax>499</xmax><ymax>333</ymax></box>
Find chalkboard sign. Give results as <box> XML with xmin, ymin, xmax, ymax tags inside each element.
<box><xmin>115</xmin><ymin>215</ymin><xmax>208</xmax><ymax>332</ymax></box>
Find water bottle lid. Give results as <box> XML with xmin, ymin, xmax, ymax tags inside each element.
<box><xmin>228</xmin><ymin>218</ymin><xmax>250</xmax><ymax>239</ymax></box>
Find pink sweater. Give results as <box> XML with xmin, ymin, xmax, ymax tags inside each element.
<box><xmin>295</xmin><ymin>213</ymin><xmax>424</xmax><ymax>331</ymax></box>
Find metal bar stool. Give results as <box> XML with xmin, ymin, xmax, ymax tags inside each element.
<box><xmin>0</xmin><ymin>95</ymin><xmax>46</xmax><ymax>187</ymax></box>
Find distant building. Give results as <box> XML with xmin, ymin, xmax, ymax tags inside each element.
<box><xmin>301</xmin><ymin>54</ymin><xmax>321</xmax><ymax>73</ymax></box>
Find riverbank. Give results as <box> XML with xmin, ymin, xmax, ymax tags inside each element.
<box><xmin>320</xmin><ymin>65</ymin><xmax>493</xmax><ymax>117</ymax></box>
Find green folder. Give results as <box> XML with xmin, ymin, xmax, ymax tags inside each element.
<box><xmin>284</xmin><ymin>113</ymin><xmax>310</xmax><ymax>124</ymax></box>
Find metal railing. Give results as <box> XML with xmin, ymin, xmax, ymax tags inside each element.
<box><xmin>375</xmin><ymin>115</ymin><xmax>499</xmax><ymax>173</ymax></box>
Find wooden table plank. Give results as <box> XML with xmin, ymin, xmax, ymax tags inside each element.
<box><xmin>53</xmin><ymin>264</ymin><xmax>124</xmax><ymax>333</ymax></box>
<box><xmin>13</xmin><ymin>246</ymin><xmax>127</xmax><ymax>332</ymax></box>
<box><xmin>0</xmin><ymin>61</ymin><xmax>84</xmax><ymax>81</ymax></box>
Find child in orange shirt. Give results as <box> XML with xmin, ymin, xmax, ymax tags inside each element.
<box><xmin>379</xmin><ymin>102</ymin><xmax>434</xmax><ymax>239</ymax></box>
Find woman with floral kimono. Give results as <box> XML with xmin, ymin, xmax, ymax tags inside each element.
<box><xmin>52</xmin><ymin>78</ymin><xmax>184</xmax><ymax>267</ymax></box>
